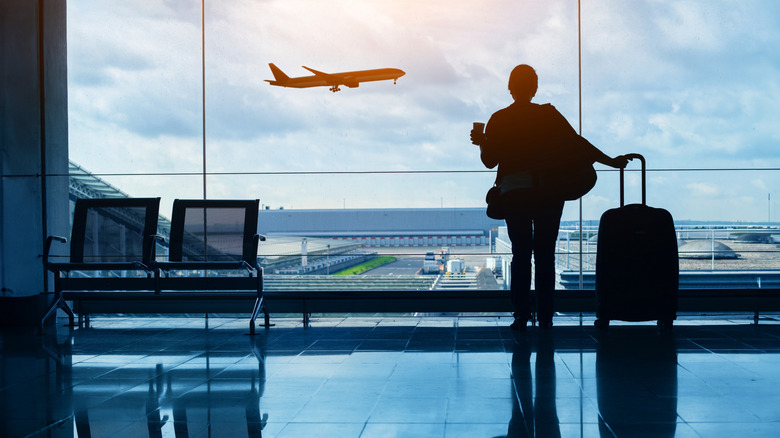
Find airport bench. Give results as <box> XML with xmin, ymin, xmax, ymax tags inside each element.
<box><xmin>43</xmin><ymin>197</ymin><xmax>162</xmax><ymax>332</ymax></box>
<box><xmin>44</xmin><ymin>198</ymin><xmax>269</xmax><ymax>334</ymax></box>
<box><xmin>152</xmin><ymin>199</ymin><xmax>268</xmax><ymax>334</ymax></box>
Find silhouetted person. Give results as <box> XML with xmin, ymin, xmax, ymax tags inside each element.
<box><xmin>471</xmin><ymin>64</ymin><xmax>627</xmax><ymax>330</ymax></box>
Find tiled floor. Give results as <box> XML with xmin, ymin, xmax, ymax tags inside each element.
<box><xmin>3</xmin><ymin>314</ymin><xmax>780</xmax><ymax>437</ymax></box>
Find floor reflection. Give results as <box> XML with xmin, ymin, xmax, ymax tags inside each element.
<box><xmin>2</xmin><ymin>316</ymin><xmax>780</xmax><ymax>437</ymax></box>
<box><xmin>505</xmin><ymin>332</ymin><xmax>560</xmax><ymax>437</ymax></box>
<box><xmin>68</xmin><ymin>335</ymin><xmax>268</xmax><ymax>438</ymax></box>
<box><xmin>596</xmin><ymin>330</ymin><xmax>678</xmax><ymax>437</ymax></box>
<box><xmin>3</xmin><ymin>325</ymin><xmax>270</xmax><ymax>437</ymax></box>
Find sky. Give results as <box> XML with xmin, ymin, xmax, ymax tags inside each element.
<box><xmin>66</xmin><ymin>0</ymin><xmax>780</xmax><ymax>222</ymax></box>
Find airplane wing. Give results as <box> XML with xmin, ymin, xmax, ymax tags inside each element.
<box><xmin>301</xmin><ymin>66</ymin><xmax>340</xmax><ymax>84</ymax></box>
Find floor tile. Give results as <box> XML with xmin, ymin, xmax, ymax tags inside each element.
<box><xmin>275</xmin><ymin>421</ymin><xmax>365</xmax><ymax>438</ymax></box>
<box><xmin>361</xmin><ymin>422</ymin><xmax>445</xmax><ymax>438</ymax></box>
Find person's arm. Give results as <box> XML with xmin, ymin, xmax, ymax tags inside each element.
<box><xmin>592</xmin><ymin>147</ymin><xmax>629</xmax><ymax>169</ymax></box>
<box><xmin>471</xmin><ymin>118</ymin><xmax>499</xmax><ymax>169</ymax></box>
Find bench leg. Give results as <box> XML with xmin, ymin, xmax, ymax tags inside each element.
<box><xmin>250</xmin><ymin>297</ymin><xmax>270</xmax><ymax>335</ymax></box>
<box><xmin>40</xmin><ymin>295</ymin><xmax>75</xmax><ymax>333</ymax></box>
<box><xmin>61</xmin><ymin>300</ymin><xmax>76</xmax><ymax>327</ymax></box>
<box><xmin>40</xmin><ymin>302</ymin><xmax>57</xmax><ymax>333</ymax></box>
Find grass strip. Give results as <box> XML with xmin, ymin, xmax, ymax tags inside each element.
<box><xmin>333</xmin><ymin>256</ymin><xmax>398</xmax><ymax>275</ymax></box>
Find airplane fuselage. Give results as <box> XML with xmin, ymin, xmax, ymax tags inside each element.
<box><xmin>266</xmin><ymin>64</ymin><xmax>405</xmax><ymax>92</ymax></box>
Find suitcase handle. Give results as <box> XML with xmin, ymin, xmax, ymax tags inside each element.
<box><xmin>620</xmin><ymin>153</ymin><xmax>646</xmax><ymax>206</ymax></box>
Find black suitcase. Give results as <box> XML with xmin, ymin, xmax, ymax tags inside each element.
<box><xmin>595</xmin><ymin>153</ymin><xmax>678</xmax><ymax>329</ymax></box>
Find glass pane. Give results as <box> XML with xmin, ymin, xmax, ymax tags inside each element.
<box><xmin>575</xmin><ymin>1</ymin><xmax>780</xmax><ymax>290</ymax></box>
<box><xmin>68</xmin><ymin>0</ymin><xmax>202</xmax><ymax>175</ymax></box>
<box><xmin>67</xmin><ymin>0</ymin><xmax>203</xmax><ymax>220</ymax></box>
<box><xmin>204</xmin><ymin>0</ymin><xmax>579</xmax><ymax>294</ymax></box>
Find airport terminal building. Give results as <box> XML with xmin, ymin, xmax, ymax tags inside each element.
<box><xmin>258</xmin><ymin>207</ymin><xmax>504</xmax><ymax>247</ymax></box>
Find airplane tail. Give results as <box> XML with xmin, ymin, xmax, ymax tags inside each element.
<box><xmin>268</xmin><ymin>63</ymin><xmax>290</xmax><ymax>82</ymax></box>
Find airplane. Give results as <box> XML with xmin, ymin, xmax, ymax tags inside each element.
<box><xmin>265</xmin><ymin>63</ymin><xmax>405</xmax><ymax>92</ymax></box>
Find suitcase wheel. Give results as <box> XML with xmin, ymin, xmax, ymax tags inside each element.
<box><xmin>594</xmin><ymin>318</ymin><xmax>610</xmax><ymax>330</ymax></box>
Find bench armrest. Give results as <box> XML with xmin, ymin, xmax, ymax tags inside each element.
<box><xmin>248</xmin><ymin>234</ymin><xmax>265</xmax><ymax>274</ymax></box>
<box><xmin>240</xmin><ymin>260</ymin><xmax>254</xmax><ymax>273</ymax></box>
<box><xmin>147</xmin><ymin>234</ymin><xmax>166</xmax><ymax>262</ymax></box>
<box><xmin>44</xmin><ymin>236</ymin><xmax>68</xmax><ymax>269</ymax></box>
<box><xmin>133</xmin><ymin>261</ymin><xmax>154</xmax><ymax>275</ymax></box>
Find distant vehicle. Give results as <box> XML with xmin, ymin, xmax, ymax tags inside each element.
<box><xmin>439</xmin><ymin>247</ymin><xmax>450</xmax><ymax>265</ymax></box>
<box><xmin>265</xmin><ymin>63</ymin><xmax>405</xmax><ymax>92</ymax></box>
<box><xmin>422</xmin><ymin>254</ymin><xmax>440</xmax><ymax>275</ymax></box>
<box><xmin>422</xmin><ymin>262</ymin><xmax>440</xmax><ymax>275</ymax></box>
<box><xmin>446</xmin><ymin>259</ymin><xmax>465</xmax><ymax>275</ymax></box>
<box><xmin>486</xmin><ymin>257</ymin><xmax>502</xmax><ymax>274</ymax></box>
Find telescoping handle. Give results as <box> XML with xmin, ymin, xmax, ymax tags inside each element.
<box><xmin>619</xmin><ymin>153</ymin><xmax>646</xmax><ymax>207</ymax></box>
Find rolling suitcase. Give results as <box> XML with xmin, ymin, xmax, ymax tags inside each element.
<box><xmin>595</xmin><ymin>153</ymin><xmax>678</xmax><ymax>330</ymax></box>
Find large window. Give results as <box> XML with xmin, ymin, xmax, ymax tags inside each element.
<box><xmin>67</xmin><ymin>1</ymin><xmax>780</xmax><ymax>291</ymax></box>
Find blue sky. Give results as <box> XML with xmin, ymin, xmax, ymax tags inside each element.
<box><xmin>67</xmin><ymin>0</ymin><xmax>780</xmax><ymax>222</ymax></box>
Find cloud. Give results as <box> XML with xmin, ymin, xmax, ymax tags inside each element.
<box><xmin>753</xmin><ymin>179</ymin><xmax>769</xmax><ymax>191</ymax></box>
<box><xmin>687</xmin><ymin>182</ymin><xmax>719</xmax><ymax>197</ymax></box>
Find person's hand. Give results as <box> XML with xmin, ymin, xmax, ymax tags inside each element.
<box><xmin>611</xmin><ymin>155</ymin><xmax>629</xmax><ymax>169</ymax></box>
<box><xmin>471</xmin><ymin>129</ymin><xmax>486</xmax><ymax>146</ymax></box>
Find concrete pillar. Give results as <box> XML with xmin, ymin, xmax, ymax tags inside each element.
<box><xmin>0</xmin><ymin>0</ymin><xmax>69</xmax><ymax>325</ymax></box>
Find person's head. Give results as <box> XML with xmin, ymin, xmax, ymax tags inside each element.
<box><xmin>508</xmin><ymin>64</ymin><xmax>538</xmax><ymax>102</ymax></box>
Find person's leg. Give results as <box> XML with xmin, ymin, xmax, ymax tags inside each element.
<box><xmin>506</xmin><ymin>212</ymin><xmax>533</xmax><ymax>328</ymax></box>
<box><xmin>532</xmin><ymin>201</ymin><xmax>565</xmax><ymax>327</ymax></box>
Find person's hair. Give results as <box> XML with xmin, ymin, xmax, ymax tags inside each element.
<box><xmin>508</xmin><ymin>64</ymin><xmax>538</xmax><ymax>99</ymax></box>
